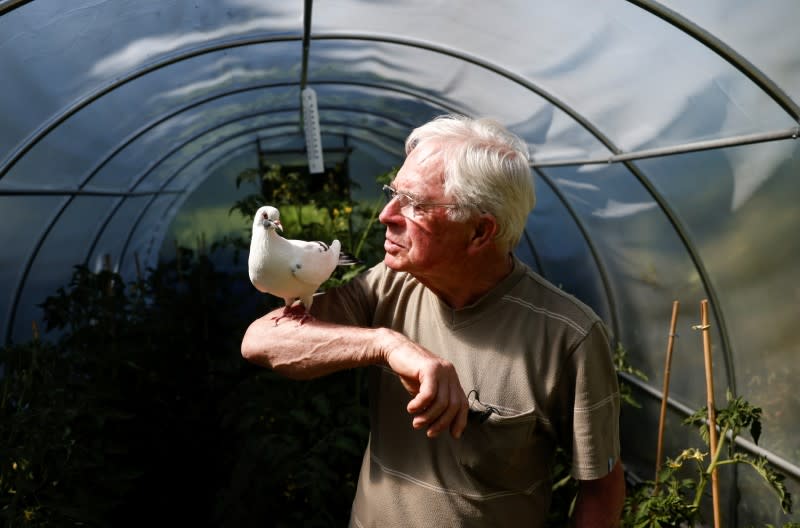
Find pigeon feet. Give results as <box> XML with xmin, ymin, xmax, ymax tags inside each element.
<box><xmin>272</xmin><ymin>303</ymin><xmax>314</xmax><ymax>325</ymax></box>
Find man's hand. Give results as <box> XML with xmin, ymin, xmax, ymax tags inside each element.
<box><xmin>379</xmin><ymin>329</ymin><xmax>469</xmax><ymax>439</ymax></box>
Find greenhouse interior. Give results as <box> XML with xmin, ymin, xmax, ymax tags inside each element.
<box><xmin>1</xmin><ymin>0</ymin><xmax>798</xmax><ymax>526</ymax></box>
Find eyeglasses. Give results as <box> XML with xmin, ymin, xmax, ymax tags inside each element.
<box><xmin>381</xmin><ymin>184</ymin><xmax>464</xmax><ymax>219</ymax></box>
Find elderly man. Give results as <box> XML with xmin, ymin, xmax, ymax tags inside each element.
<box><xmin>241</xmin><ymin>115</ymin><xmax>625</xmax><ymax>527</ymax></box>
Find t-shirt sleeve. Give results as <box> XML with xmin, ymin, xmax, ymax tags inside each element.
<box><xmin>310</xmin><ymin>264</ymin><xmax>383</xmax><ymax>327</ymax></box>
<box><xmin>565</xmin><ymin>321</ymin><xmax>621</xmax><ymax>481</ymax></box>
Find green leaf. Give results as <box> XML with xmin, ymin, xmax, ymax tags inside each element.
<box><xmin>732</xmin><ymin>454</ymin><xmax>793</xmax><ymax>514</ymax></box>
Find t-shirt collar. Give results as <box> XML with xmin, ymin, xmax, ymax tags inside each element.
<box><xmin>431</xmin><ymin>255</ymin><xmax>527</xmax><ymax>328</ymax></box>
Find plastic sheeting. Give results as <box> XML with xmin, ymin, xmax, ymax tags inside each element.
<box><xmin>1</xmin><ymin>1</ymin><xmax>798</xmax><ymax>524</ymax></box>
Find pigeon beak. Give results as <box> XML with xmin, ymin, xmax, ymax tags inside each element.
<box><xmin>273</xmin><ymin>220</ymin><xmax>283</xmax><ymax>232</ymax></box>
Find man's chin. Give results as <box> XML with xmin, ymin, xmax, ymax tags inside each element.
<box><xmin>383</xmin><ymin>254</ymin><xmax>405</xmax><ymax>271</ymax></box>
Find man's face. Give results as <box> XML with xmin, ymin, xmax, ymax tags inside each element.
<box><xmin>378</xmin><ymin>143</ymin><xmax>475</xmax><ymax>283</ymax></box>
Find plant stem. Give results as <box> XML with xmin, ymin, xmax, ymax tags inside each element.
<box><xmin>354</xmin><ymin>198</ymin><xmax>382</xmax><ymax>259</ymax></box>
<box><xmin>690</xmin><ymin>425</ymin><xmax>731</xmax><ymax>510</ymax></box>
<box><xmin>708</xmin><ymin>425</ymin><xmax>730</xmax><ymax>471</ymax></box>
<box><xmin>693</xmin><ymin>470</ymin><xmax>708</xmax><ymax>508</ymax></box>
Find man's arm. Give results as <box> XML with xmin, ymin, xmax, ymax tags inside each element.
<box><xmin>241</xmin><ymin>308</ymin><xmax>469</xmax><ymax>438</ymax></box>
<box><xmin>572</xmin><ymin>459</ymin><xmax>625</xmax><ymax>528</ymax></box>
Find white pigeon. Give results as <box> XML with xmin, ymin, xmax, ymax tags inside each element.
<box><xmin>248</xmin><ymin>205</ymin><xmax>356</xmax><ymax>321</ymax></box>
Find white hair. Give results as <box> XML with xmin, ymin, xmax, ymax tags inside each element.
<box><xmin>405</xmin><ymin>114</ymin><xmax>536</xmax><ymax>251</ymax></box>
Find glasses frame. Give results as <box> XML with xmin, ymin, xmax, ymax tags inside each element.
<box><xmin>381</xmin><ymin>184</ymin><xmax>466</xmax><ymax>219</ymax></box>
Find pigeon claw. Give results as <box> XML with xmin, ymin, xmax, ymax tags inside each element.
<box><xmin>272</xmin><ymin>303</ymin><xmax>314</xmax><ymax>325</ymax></box>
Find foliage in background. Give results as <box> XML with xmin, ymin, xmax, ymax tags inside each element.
<box><xmin>621</xmin><ymin>390</ymin><xmax>795</xmax><ymax>528</ymax></box>
<box><xmin>2</xmin><ymin>257</ymin><xmax>240</xmax><ymax>526</ymax></box>
<box><xmin>0</xmin><ymin>250</ymin><xmax>373</xmax><ymax>527</ymax></box>
<box><xmin>549</xmin><ymin>344</ymin><xmax>797</xmax><ymax>528</ymax></box>
<box><xmin>222</xmin><ymin>161</ymin><xmax>394</xmax><ymax>274</ymax></box>
<box><xmin>614</xmin><ymin>342</ymin><xmax>649</xmax><ymax>409</ymax></box>
<box><xmin>0</xmin><ymin>160</ymin><xmax>389</xmax><ymax>527</ymax></box>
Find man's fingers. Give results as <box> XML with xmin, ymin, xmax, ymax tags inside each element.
<box><xmin>417</xmin><ymin>394</ymin><xmax>451</xmax><ymax>433</ymax></box>
<box><xmin>408</xmin><ymin>374</ymin><xmax>468</xmax><ymax>439</ymax></box>
<box><xmin>424</xmin><ymin>387</ymin><xmax>461</xmax><ymax>438</ymax></box>
<box><xmin>407</xmin><ymin>373</ymin><xmax>437</xmax><ymax>415</ymax></box>
<box><xmin>428</xmin><ymin>380</ymin><xmax>468</xmax><ymax>438</ymax></box>
<box><xmin>410</xmin><ymin>375</ymin><xmax>448</xmax><ymax>429</ymax></box>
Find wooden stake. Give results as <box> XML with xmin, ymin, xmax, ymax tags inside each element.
<box><xmin>699</xmin><ymin>299</ymin><xmax>721</xmax><ymax>528</ymax></box>
<box><xmin>654</xmin><ymin>300</ymin><xmax>680</xmax><ymax>494</ymax></box>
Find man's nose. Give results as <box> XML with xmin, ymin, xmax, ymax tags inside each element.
<box><xmin>378</xmin><ymin>198</ymin><xmax>404</xmax><ymax>225</ymax></box>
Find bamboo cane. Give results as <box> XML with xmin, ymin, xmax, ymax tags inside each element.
<box><xmin>699</xmin><ymin>299</ymin><xmax>721</xmax><ymax>528</ymax></box>
<box><xmin>654</xmin><ymin>300</ymin><xmax>680</xmax><ymax>494</ymax></box>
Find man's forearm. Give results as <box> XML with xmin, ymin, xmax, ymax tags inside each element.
<box><xmin>240</xmin><ymin>307</ymin><xmax>470</xmax><ymax>438</ymax></box>
<box><xmin>572</xmin><ymin>459</ymin><xmax>625</xmax><ymax>528</ymax></box>
<box><xmin>241</xmin><ymin>308</ymin><xmax>393</xmax><ymax>378</ymax></box>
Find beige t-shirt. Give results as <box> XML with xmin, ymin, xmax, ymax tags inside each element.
<box><xmin>313</xmin><ymin>258</ymin><xmax>620</xmax><ymax>528</ymax></box>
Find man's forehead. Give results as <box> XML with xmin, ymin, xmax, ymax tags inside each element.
<box><xmin>394</xmin><ymin>156</ymin><xmax>444</xmax><ymax>195</ymax></box>
<box><xmin>409</xmin><ymin>141</ymin><xmax>444</xmax><ymax>166</ymax></box>
<box><xmin>400</xmin><ymin>141</ymin><xmax>445</xmax><ymax>187</ymax></box>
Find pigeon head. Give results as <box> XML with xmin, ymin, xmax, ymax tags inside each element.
<box><xmin>254</xmin><ymin>205</ymin><xmax>283</xmax><ymax>232</ymax></box>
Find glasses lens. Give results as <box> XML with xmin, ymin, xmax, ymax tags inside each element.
<box><xmin>382</xmin><ymin>185</ymin><xmax>419</xmax><ymax>219</ymax></box>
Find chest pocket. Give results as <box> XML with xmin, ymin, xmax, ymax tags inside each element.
<box><xmin>457</xmin><ymin>397</ymin><xmax>547</xmax><ymax>493</ymax></box>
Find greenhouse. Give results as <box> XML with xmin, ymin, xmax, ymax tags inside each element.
<box><xmin>1</xmin><ymin>0</ymin><xmax>798</xmax><ymax>526</ymax></box>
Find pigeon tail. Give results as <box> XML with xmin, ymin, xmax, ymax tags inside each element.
<box><xmin>337</xmin><ymin>251</ymin><xmax>362</xmax><ymax>266</ymax></box>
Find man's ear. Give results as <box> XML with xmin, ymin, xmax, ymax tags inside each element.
<box><xmin>469</xmin><ymin>213</ymin><xmax>499</xmax><ymax>250</ymax></box>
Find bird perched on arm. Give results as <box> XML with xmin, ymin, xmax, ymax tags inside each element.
<box><xmin>248</xmin><ymin>205</ymin><xmax>358</xmax><ymax>323</ymax></box>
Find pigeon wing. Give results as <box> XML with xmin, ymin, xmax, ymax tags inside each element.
<box><xmin>287</xmin><ymin>239</ymin><xmax>341</xmax><ymax>287</ymax></box>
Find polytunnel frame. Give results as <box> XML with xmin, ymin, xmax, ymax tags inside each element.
<box><xmin>305</xmin><ymin>7</ymin><xmax>800</xmax><ymax>485</ymax></box>
<box><xmin>112</xmin><ymin>118</ymin><xmax>409</xmax><ymax>269</ymax></box>
<box><xmin>0</xmin><ymin>34</ymin><xmax>303</xmax><ymax>176</ymax></box>
<box><xmin>0</xmin><ymin>13</ymin><xmax>755</xmax><ymax>399</ymax></box>
<box><xmin>532</xmin><ymin>167</ymin><xmax>618</xmax><ymax>335</ymax></box>
<box><xmin>3</xmin><ymin>110</ymin><xmax>409</xmax><ymax>342</ymax></box>
<box><xmin>308</xmin><ymin>32</ymin><xmax>747</xmax><ymax>398</ymax></box>
<box><xmin>4</xmin><ymin>117</ymin><xmax>401</xmax><ymax>343</ymax></box>
<box><xmin>1</xmin><ymin>76</ymin><xmax>456</xmax><ymax>194</ymax></box>
<box><xmin>0</xmin><ymin>1</ymin><xmax>30</xmax><ymax>16</ymax></box>
<box><xmin>98</xmin><ymin>116</ymin><xmax>403</xmax><ymax>241</ymax></box>
<box><xmin>209</xmin><ymin>127</ymin><xmax>402</xmax><ymax>178</ymax></box>
<box><xmin>0</xmin><ymin>27</ymin><xmax>716</xmax><ymax>356</ymax></box>
<box><xmin>305</xmin><ymin>28</ymin><xmax>800</xmax><ymax>395</ymax></box>
<box><xmin>0</xmin><ymin>70</ymin><xmax>467</xmax><ymax>339</ymax></box>
<box><xmin>2</xmin><ymin>0</ymin><xmax>799</xmax><ymax>486</ymax></box>
<box><xmin>108</xmin><ymin>120</ymin><xmax>552</xmax><ymax>314</ymax></box>
<box><xmin>131</xmin><ymin>120</ymin><xmax>553</xmax><ymax>312</ymax></box>
<box><xmin>629</xmin><ymin>0</ymin><xmax>800</xmax><ymax>120</ymax></box>
<box><xmin>0</xmin><ymin>26</ymin><xmax>470</xmax><ymax>344</ymax></box>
